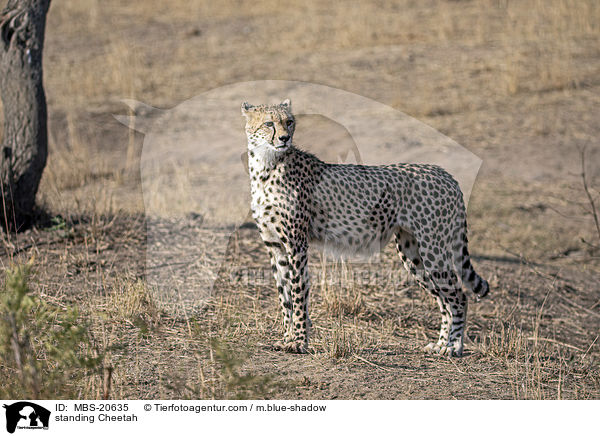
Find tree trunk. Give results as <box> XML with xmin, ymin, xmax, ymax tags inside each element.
<box><xmin>0</xmin><ymin>0</ymin><xmax>50</xmax><ymax>232</ymax></box>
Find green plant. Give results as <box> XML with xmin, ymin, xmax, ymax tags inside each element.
<box><xmin>0</xmin><ymin>261</ymin><xmax>102</xmax><ymax>398</ymax></box>
<box><xmin>48</xmin><ymin>215</ymin><xmax>67</xmax><ymax>231</ymax></box>
<box><xmin>168</xmin><ymin>330</ymin><xmax>283</xmax><ymax>400</ymax></box>
<box><xmin>209</xmin><ymin>338</ymin><xmax>277</xmax><ymax>399</ymax></box>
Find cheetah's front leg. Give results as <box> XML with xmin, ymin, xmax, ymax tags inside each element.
<box><xmin>265</xmin><ymin>243</ymin><xmax>293</xmax><ymax>344</ymax></box>
<box><xmin>276</xmin><ymin>246</ymin><xmax>310</xmax><ymax>354</ymax></box>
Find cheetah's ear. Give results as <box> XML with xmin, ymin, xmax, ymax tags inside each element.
<box><xmin>241</xmin><ymin>102</ymin><xmax>255</xmax><ymax>117</ymax></box>
<box><xmin>281</xmin><ymin>98</ymin><xmax>291</xmax><ymax>109</ymax></box>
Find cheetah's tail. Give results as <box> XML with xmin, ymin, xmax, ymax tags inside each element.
<box><xmin>454</xmin><ymin>236</ymin><xmax>490</xmax><ymax>301</ymax></box>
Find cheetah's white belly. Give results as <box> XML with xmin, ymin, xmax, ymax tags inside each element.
<box><xmin>309</xmin><ymin>214</ymin><xmax>399</xmax><ymax>260</ymax></box>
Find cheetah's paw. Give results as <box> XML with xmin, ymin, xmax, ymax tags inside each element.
<box><xmin>424</xmin><ymin>342</ymin><xmax>462</xmax><ymax>357</ymax></box>
<box><xmin>424</xmin><ymin>342</ymin><xmax>442</xmax><ymax>354</ymax></box>
<box><xmin>274</xmin><ymin>339</ymin><xmax>307</xmax><ymax>354</ymax></box>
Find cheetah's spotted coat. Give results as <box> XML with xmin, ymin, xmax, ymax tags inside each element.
<box><xmin>242</xmin><ymin>99</ymin><xmax>489</xmax><ymax>357</ymax></box>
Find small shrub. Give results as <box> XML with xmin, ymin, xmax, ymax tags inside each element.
<box><xmin>210</xmin><ymin>338</ymin><xmax>278</xmax><ymax>399</ymax></box>
<box><xmin>0</xmin><ymin>261</ymin><xmax>102</xmax><ymax>398</ymax></box>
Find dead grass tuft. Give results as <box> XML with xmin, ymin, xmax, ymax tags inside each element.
<box><xmin>104</xmin><ymin>279</ymin><xmax>160</xmax><ymax>328</ymax></box>
<box><xmin>319</xmin><ymin>260</ymin><xmax>367</xmax><ymax>319</ymax></box>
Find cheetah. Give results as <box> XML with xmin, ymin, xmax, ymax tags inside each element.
<box><xmin>242</xmin><ymin>99</ymin><xmax>489</xmax><ymax>357</ymax></box>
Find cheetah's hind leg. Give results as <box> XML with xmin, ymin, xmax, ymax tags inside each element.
<box><xmin>422</xmin><ymin>272</ymin><xmax>467</xmax><ymax>357</ymax></box>
<box><xmin>394</xmin><ymin>230</ymin><xmax>465</xmax><ymax>357</ymax></box>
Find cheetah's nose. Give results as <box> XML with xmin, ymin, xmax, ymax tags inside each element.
<box><xmin>279</xmin><ymin>135</ymin><xmax>290</xmax><ymax>143</ymax></box>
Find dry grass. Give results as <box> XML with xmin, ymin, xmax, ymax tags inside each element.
<box><xmin>43</xmin><ymin>0</ymin><xmax>600</xmax><ymax>103</ymax></box>
<box><xmin>103</xmin><ymin>279</ymin><xmax>160</xmax><ymax>327</ymax></box>
<box><xmin>1</xmin><ymin>216</ymin><xmax>598</xmax><ymax>399</ymax></box>
<box><xmin>32</xmin><ymin>0</ymin><xmax>600</xmax><ymax>218</ymax></box>
<box><xmin>318</xmin><ymin>259</ymin><xmax>367</xmax><ymax>319</ymax></box>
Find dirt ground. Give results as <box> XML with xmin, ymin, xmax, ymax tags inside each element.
<box><xmin>1</xmin><ymin>0</ymin><xmax>599</xmax><ymax>399</ymax></box>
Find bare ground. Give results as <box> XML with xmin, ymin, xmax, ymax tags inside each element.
<box><xmin>4</xmin><ymin>207</ymin><xmax>599</xmax><ymax>399</ymax></box>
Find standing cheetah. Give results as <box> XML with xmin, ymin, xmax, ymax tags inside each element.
<box><xmin>242</xmin><ymin>99</ymin><xmax>489</xmax><ymax>357</ymax></box>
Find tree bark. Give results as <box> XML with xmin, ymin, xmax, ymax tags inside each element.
<box><xmin>0</xmin><ymin>0</ymin><xmax>50</xmax><ymax>232</ymax></box>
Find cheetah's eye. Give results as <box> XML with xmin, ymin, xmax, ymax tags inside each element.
<box><xmin>264</xmin><ymin>121</ymin><xmax>274</xmax><ymax>127</ymax></box>
<box><xmin>286</xmin><ymin>119</ymin><xmax>294</xmax><ymax>126</ymax></box>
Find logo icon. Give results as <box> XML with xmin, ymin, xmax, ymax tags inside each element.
<box><xmin>2</xmin><ymin>402</ymin><xmax>50</xmax><ymax>434</ymax></box>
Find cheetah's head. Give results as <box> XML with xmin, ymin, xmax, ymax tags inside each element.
<box><xmin>241</xmin><ymin>99</ymin><xmax>295</xmax><ymax>152</ymax></box>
